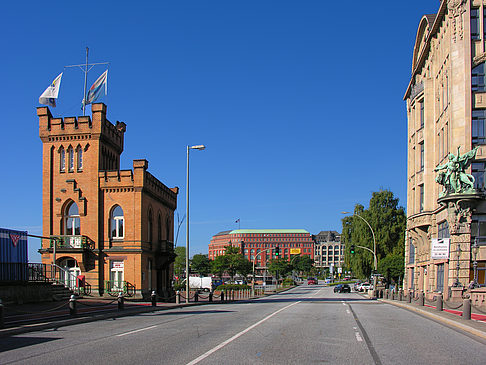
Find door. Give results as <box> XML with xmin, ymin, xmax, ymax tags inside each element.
<box><xmin>110</xmin><ymin>260</ymin><xmax>124</xmax><ymax>291</ymax></box>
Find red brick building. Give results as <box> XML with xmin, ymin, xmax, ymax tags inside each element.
<box><xmin>208</xmin><ymin>229</ymin><xmax>314</xmax><ymax>268</ymax></box>
<box><xmin>38</xmin><ymin>103</ymin><xmax>178</xmax><ymax>298</ymax></box>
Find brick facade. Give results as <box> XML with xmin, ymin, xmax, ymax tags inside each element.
<box><xmin>38</xmin><ymin>103</ymin><xmax>178</xmax><ymax>298</ymax></box>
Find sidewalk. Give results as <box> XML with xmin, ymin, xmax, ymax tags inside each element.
<box><xmin>378</xmin><ymin>297</ymin><xmax>486</xmax><ymax>340</ymax></box>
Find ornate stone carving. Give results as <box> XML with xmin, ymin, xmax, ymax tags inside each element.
<box><xmin>447</xmin><ymin>199</ymin><xmax>473</xmax><ymax>234</ymax></box>
<box><xmin>473</xmin><ymin>52</ymin><xmax>486</xmax><ymax>67</ymax></box>
<box><xmin>448</xmin><ymin>0</ymin><xmax>466</xmax><ymax>42</ymax></box>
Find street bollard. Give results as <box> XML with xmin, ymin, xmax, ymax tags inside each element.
<box><xmin>419</xmin><ymin>292</ymin><xmax>424</xmax><ymax>306</ymax></box>
<box><xmin>399</xmin><ymin>290</ymin><xmax>403</xmax><ymax>301</ymax></box>
<box><xmin>209</xmin><ymin>292</ymin><xmax>213</xmax><ymax>302</ymax></box>
<box><xmin>118</xmin><ymin>292</ymin><xmax>124</xmax><ymax>311</ymax></box>
<box><xmin>69</xmin><ymin>295</ymin><xmax>77</xmax><ymax>316</ymax></box>
<box><xmin>0</xmin><ymin>299</ymin><xmax>4</xmax><ymax>329</ymax></box>
<box><xmin>436</xmin><ymin>293</ymin><xmax>443</xmax><ymax>312</ymax></box>
<box><xmin>151</xmin><ymin>290</ymin><xmax>157</xmax><ymax>307</ymax></box>
<box><xmin>408</xmin><ymin>291</ymin><xmax>412</xmax><ymax>303</ymax></box>
<box><xmin>462</xmin><ymin>298</ymin><xmax>471</xmax><ymax>320</ymax></box>
<box><xmin>195</xmin><ymin>291</ymin><xmax>199</xmax><ymax>302</ymax></box>
<box><xmin>221</xmin><ymin>291</ymin><xmax>225</xmax><ymax>302</ymax></box>
<box><xmin>176</xmin><ymin>290</ymin><xmax>180</xmax><ymax>304</ymax></box>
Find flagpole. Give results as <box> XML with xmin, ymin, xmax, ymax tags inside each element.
<box><xmin>82</xmin><ymin>47</ymin><xmax>89</xmax><ymax>116</ymax></box>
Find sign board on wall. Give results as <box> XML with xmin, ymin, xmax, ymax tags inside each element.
<box><xmin>431</xmin><ymin>238</ymin><xmax>450</xmax><ymax>260</ymax></box>
<box><xmin>290</xmin><ymin>248</ymin><xmax>301</xmax><ymax>254</ymax></box>
<box><xmin>112</xmin><ymin>261</ymin><xmax>124</xmax><ymax>269</ymax></box>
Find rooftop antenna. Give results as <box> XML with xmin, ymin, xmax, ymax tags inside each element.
<box><xmin>65</xmin><ymin>47</ymin><xmax>109</xmax><ymax>116</ymax></box>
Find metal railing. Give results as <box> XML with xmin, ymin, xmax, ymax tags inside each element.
<box><xmin>0</xmin><ymin>262</ymin><xmax>90</xmax><ymax>295</ymax></box>
<box><xmin>50</xmin><ymin>235</ymin><xmax>95</xmax><ymax>250</ymax></box>
<box><xmin>104</xmin><ymin>280</ymin><xmax>136</xmax><ymax>297</ymax></box>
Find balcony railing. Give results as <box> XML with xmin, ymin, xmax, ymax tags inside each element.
<box><xmin>50</xmin><ymin>235</ymin><xmax>95</xmax><ymax>250</ymax></box>
<box><xmin>104</xmin><ymin>280</ymin><xmax>135</xmax><ymax>296</ymax></box>
<box><xmin>156</xmin><ymin>240</ymin><xmax>174</xmax><ymax>253</ymax></box>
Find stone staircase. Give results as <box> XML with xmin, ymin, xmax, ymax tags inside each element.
<box><xmin>50</xmin><ymin>284</ymin><xmax>76</xmax><ymax>301</ymax></box>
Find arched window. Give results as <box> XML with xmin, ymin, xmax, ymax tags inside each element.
<box><xmin>157</xmin><ymin>214</ymin><xmax>162</xmax><ymax>242</ymax></box>
<box><xmin>111</xmin><ymin>205</ymin><xmax>124</xmax><ymax>239</ymax></box>
<box><xmin>148</xmin><ymin>209</ymin><xmax>153</xmax><ymax>243</ymax></box>
<box><xmin>60</xmin><ymin>147</ymin><xmax>65</xmax><ymax>172</ymax></box>
<box><xmin>64</xmin><ymin>202</ymin><xmax>80</xmax><ymax>236</ymax></box>
<box><xmin>68</xmin><ymin>146</ymin><xmax>74</xmax><ymax>172</ymax></box>
<box><xmin>77</xmin><ymin>146</ymin><xmax>83</xmax><ymax>171</ymax></box>
<box><xmin>166</xmin><ymin>216</ymin><xmax>171</xmax><ymax>240</ymax></box>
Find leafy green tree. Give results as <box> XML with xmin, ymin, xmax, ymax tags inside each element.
<box><xmin>342</xmin><ymin>189</ymin><xmax>406</xmax><ymax>279</ymax></box>
<box><xmin>292</xmin><ymin>255</ymin><xmax>314</xmax><ymax>275</ymax></box>
<box><xmin>210</xmin><ymin>246</ymin><xmax>253</xmax><ymax>282</ymax></box>
<box><xmin>268</xmin><ymin>258</ymin><xmax>292</xmax><ymax>278</ymax></box>
<box><xmin>378</xmin><ymin>253</ymin><xmax>404</xmax><ymax>284</ymax></box>
<box><xmin>173</xmin><ymin>246</ymin><xmax>186</xmax><ymax>279</ymax></box>
<box><xmin>191</xmin><ymin>254</ymin><xmax>211</xmax><ymax>276</ymax></box>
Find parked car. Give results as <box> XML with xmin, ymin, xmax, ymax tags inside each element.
<box><xmin>357</xmin><ymin>282</ymin><xmax>372</xmax><ymax>292</ymax></box>
<box><xmin>307</xmin><ymin>278</ymin><xmax>317</xmax><ymax>285</ymax></box>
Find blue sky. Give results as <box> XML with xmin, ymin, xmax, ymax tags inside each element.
<box><xmin>1</xmin><ymin>1</ymin><xmax>440</xmax><ymax>261</ymax></box>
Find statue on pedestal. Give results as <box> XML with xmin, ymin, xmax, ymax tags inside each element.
<box><xmin>434</xmin><ymin>146</ymin><xmax>479</xmax><ymax>197</ymax></box>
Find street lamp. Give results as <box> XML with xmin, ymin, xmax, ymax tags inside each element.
<box><xmin>342</xmin><ymin>211</ymin><xmax>378</xmax><ymax>298</ymax></box>
<box><xmin>472</xmin><ymin>238</ymin><xmax>480</xmax><ymax>289</ymax></box>
<box><xmin>185</xmin><ymin>144</ymin><xmax>205</xmax><ymax>303</ymax></box>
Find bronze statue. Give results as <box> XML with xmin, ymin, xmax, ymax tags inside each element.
<box><xmin>434</xmin><ymin>146</ymin><xmax>478</xmax><ymax>197</ymax></box>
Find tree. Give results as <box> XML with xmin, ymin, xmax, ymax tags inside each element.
<box><xmin>191</xmin><ymin>254</ymin><xmax>211</xmax><ymax>276</ymax></box>
<box><xmin>378</xmin><ymin>253</ymin><xmax>404</xmax><ymax>284</ymax></box>
<box><xmin>173</xmin><ymin>246</ymin><xmax>186</xmax><ymax>279</ymax></box>
<box><xmin>268</xmin><ymin>258</ymin><xmax>292</xmax><ymax>278</ymax></box>
<box><xmin>342</xmin><ymin>189</ymin><xmax>406</xmax><ymax>279</ymax></box>
<box><xmin>209</xmin><ymin>246</ymin><xmax>253</xmax><ymax>282</ymax></box>
<box><xmin>292</xmin><ymin>255</ymin><xmax>314</xmax><ymax>275</ymax></box>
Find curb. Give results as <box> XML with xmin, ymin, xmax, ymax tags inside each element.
<box><xmin>379</xmin><ymin>298</ymin><xmax>486</xmax><ymax>341</ymax></box>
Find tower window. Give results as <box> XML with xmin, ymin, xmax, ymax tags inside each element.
<box><xmin>77</xmin><ymin>146</ymin><xmax>83</xmax><ymax>171</ymax></box>
<box><xmin>68</xmin><ymin>147</ymin><xmax>74</xmax><ymax>172</ymax></box>
<box><xmin>111</xmin><ymin>205</ymin><xmax>124</xmax><ymax>239</ymax></box>
<box><xmin>60</xmin><ymin>147</ymin><xmax>65</xmax><ymax>172</ymax></box>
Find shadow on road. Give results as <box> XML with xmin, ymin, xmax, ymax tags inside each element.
<box><xmin>0</xmin><ymin>336</ymin><xmax>61</xmax><ymax>352</ymax></box>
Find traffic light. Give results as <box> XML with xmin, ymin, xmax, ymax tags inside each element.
<box><xmin>275</xmin><ymin>245</ymin><xmax>280</xmax><ymax>256</ymax></box>
<box><xmin>350</xmin><ymin>245</ymin><xmax>355</xmax><ymax>254</ymax></box>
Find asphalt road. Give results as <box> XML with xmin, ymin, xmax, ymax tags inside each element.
<box><xmin>2</xmin><ymin>285</ymin><xmax>486</xmax><ymax>365</ymax></box>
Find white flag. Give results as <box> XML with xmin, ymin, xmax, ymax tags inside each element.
<box><xmin>39</xmin><ymin>73</ymin><xmax>63</xmax><ymax>107</ymax></box>
<box><xmin>84</xmin><ymin>70</ymin><xmax>108</xmax><ymax>106</ymax></box>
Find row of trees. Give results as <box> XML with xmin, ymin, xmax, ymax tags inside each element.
<box><xmin>173</xmin><ymin>245</ymin><xmax>315</xmax><ymax>282</ymax></box>
<box><xmin>341</xmin><ymin>189</ymin><xmax>406</xmax><ymax>284</ymax></box>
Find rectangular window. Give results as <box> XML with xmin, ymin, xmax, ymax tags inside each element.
<box><xmin>437</xmin><ymin>264</ymin><xmax>445</xmax><ymax>292</ymax></box>
<box><xmin>472</xmin><ymin>162</ymin><xmax>486</xmax><ymax>191</ymax></box>
<box><xmin>409</xmin><ymin>238</ymin><xmax>415</xmax><ymax>264</ymax></box>
<box><xmin>472</xmin><ymin>62</ymin><xmax>485</xmax><ymax>92</ymax></box>
<box><xmin>471</xmin><ymin>8</ymin><xmax>480</xmax><ymax>40</ymax></box>
<box><xmin>472</xmin><ymin>215</ymin><xmax>486</xmax><ymax>244</ymax></box>
<box><xmin>438</xmin><ymin>221</ymin><xmax>450</xmax><ymax>239</ymax></box>
<box><xmin>419</xmin><ymin>184</ymin><xmax>424</xmax><ymax>212</ymax></box>
<box><xmin>419</xmin><ymin>100</ymin><xmax>424</xmax><ymax>128</ymax></box>
<box><xmin>472</xmin><ymin>109</ymin><xmax>486</xmax><ymax>145</ymax></box>
<box><xmin>419</xmin><ymin>142</ymin><xmax>424</xmax><ymax>171</ymax></box>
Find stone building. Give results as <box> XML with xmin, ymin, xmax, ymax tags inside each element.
<box><xmin>404</xmin><ymin>0</ymin><xmax>486</xmax><ymax>299</ymax></box>
<box><xmin>312</xmin><ymin>231</ymin><xmax>344</xmax><ymax>272</ymax></box>
<box><xmin>38</xmin><ymin>103</ymin><xmax>178</xmax><ymax>298</ymax></box>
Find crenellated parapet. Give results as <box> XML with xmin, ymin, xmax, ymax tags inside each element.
<box><xmin>38</xmin><ymin>103</ymin><xmax>125</xmax><ymax>154</ymax></box>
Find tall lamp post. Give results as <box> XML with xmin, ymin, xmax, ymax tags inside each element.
<box><xmin>185</xmin><ymin>144</ymin><xmax>206</xmax><ymax>304</ymax></box>
<box><xmin>342</xmin><ymin>211</ymin><xmax>378</xmax><ymax>298</ymax></box>
<box><xmin>472</xmin><ymin>238</ymin><xmax>480</xmax><ymax>289</ymax></box>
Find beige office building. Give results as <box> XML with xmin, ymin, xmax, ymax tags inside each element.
<box><xmin>404</xmin><ymin>0</ymin><xmax>486</xmax><ymax>300</ymax></box>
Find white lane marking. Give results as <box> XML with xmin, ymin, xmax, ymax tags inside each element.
<box><xmin>116</xmin><ymin>325</ymin><xmax>157</xmax><ymax>337</ymax></box>
<box><xmin>353</xmin><ymin>326</ymin><xmax>357</xmax><ymax>330</ymax></box>
<box><xmin>186</xmin><ymin>301</ymin><xmax>301</xmax><ymax>365</ymax></box>
<box><xmin>342</xmin><ymin>302</ymin><xmax>346</xmax><ymax>306</ymax></box>
<box><xmin>346</xmin><ymin>309</ymin><xmax>351</xmax><ymax>314</ymax></box>
<box><xmin>355</xmin><ymin>332</ymin><xmax>363</xmax><ymax>342</ymax></box>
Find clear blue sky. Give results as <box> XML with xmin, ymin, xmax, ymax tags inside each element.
<box><xmin>1</xmin><ymin>1</ymin><xmax>440</xmax><ymax>261</ymax></box>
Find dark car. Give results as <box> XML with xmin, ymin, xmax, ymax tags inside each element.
<box><xmin>334</xmin><ymin>284</ymin><xmax>351</xmax><ymax>293</ymax></box>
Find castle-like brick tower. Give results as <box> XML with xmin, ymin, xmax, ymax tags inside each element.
<box><xmin>38</xmin><ymin>103</ymin><xmax>178</xmax><ymax>298</ymax></box>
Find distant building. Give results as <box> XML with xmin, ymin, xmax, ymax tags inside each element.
<box><xmin>38</xmin><ymin>103</ymin><xmax>178</xmax><ymax>298</ymax></box>
<box><xmin>312</xmin><ymin>231</ymin><xmax>343</xmax><ymax>271</ymax></box>
<box><xmin>208</xmin><ymin>229</ymin><xmax>314</xmax><ymax>268</ymax></box>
